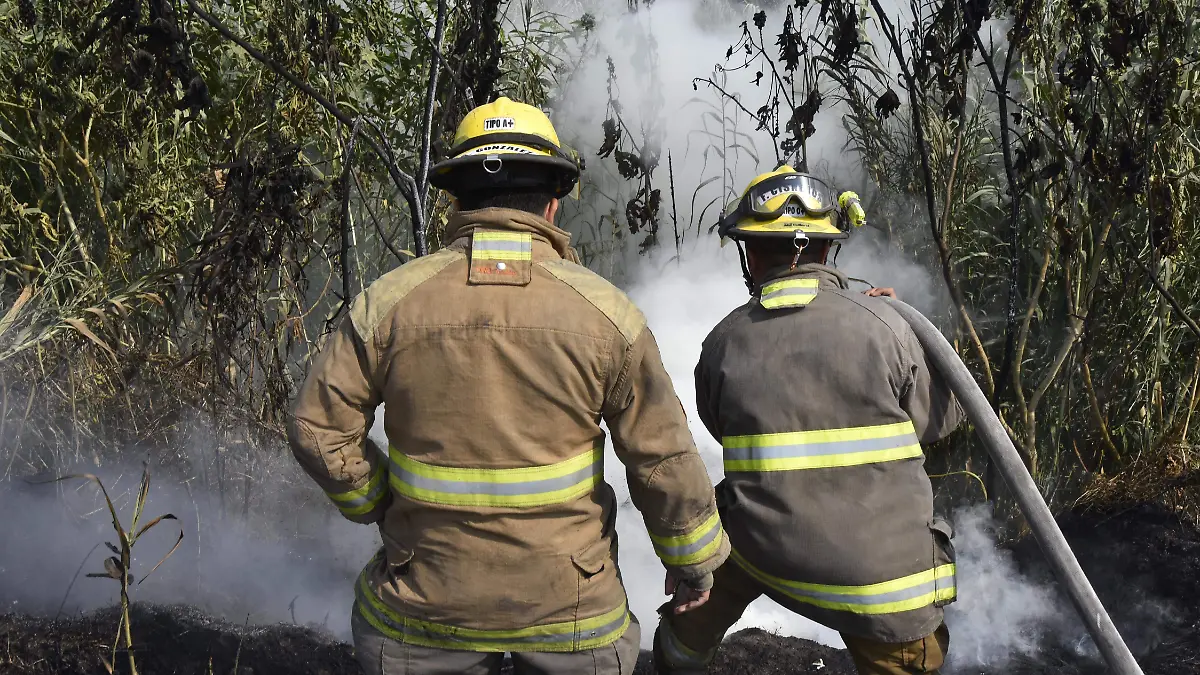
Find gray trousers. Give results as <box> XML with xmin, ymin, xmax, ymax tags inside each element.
<box><xmin>352</xmin><ymin>612</ymin><xmax>642</xmax><ymax>675</ymax></box>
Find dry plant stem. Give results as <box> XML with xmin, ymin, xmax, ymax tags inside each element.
<box><xmin>339</xmin><ymin>119</ymin><xmax>364</xmax><ymax>309</ymax></box>
<box><xmin>939</xmin><ymin>121</ymin><xmax>995</xmax><ymax>394</ymax></box>
<box><xmin>1112</xmin><ymin>227</ymin><xmax>1200</xmax><ymax>342</ymax></box>
<box><xmin>968</xmin><ymin>1</ymin><xmax>1029</xmax><ymax>408</ymax></box>
<box><xmin>1012</xmin><ymin>236</ymin><xmax>1055</xmax><ymax>435</ymax></box>
<box><xmin>1082</xmin><ymin>358</ymin><xmax>1121</xmax><ymax>464</ymax></box>
<box><xmin>868</xmin><ymin>0</ymin><xmax>994</xmax><ymax>397</ymax></box>
<box><xmin>56</xmin><ymin>542</ymin><xmax>101</xmax><ymax>620</ymax></box>
<box><xmin>1022</xmin><ymin>221</ymin><xmax>1112</xmax><ymax>460</ymax></box>
<box><xmin>692</xmin><ymin>77</ymin><xmax>782</xmax><ymax>161</ymax></box>
<box><xmin>66</xmin><ymin>117</ymin><xmax>107</xmax><ymax>227</ymax></box>
<box><xmin>416</xmin><ymin>0</ymin><xmax>449</xmax><ymax>211</ymax></box>
<box><xmin>183</xmin><ymin>0</ymin><xmax>427</xmax><ymax>256</ymax></box>
<box><xmin>353</xmin><ymin>172</ymin><xmax>409</xmax><ymax>264</ymax></box>
<box><xmin>55</xmin><ymin>182</ymin><xmax>94</xmax><ymax>269</ymax></box>
<box><xmin>4</xmin><ymin>387</ymin><xmax>36</xmax><ymax>479</ymax></box>
<box><xmin>668</xmin><ymin>153</ymin><xmax>680</xmax><ymax>253</ymax></box>
<box><xmin>1179</xmin><ymin>350</ymin><xmax>1200</xmax><ymax>442</ymax></box>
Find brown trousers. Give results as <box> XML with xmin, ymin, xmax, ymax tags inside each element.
<box><xmin>351</xmin><ymin>612</ymin><xmax>642</xmax><ymax>675</ymax></box>
<box><xmin>655</xmin><ymin>561</ymin><xmax>948</xmax><ymax>675</ymax></box>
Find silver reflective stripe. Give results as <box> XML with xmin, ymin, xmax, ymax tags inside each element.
<box><xmin>760</xmin><ymin>286</ymin><xmax>817</xmax><ymax>307</ymax></box>
<box><xmin>335</xmin><ymin>478</ymin><xmax>388</xmax><ymax>509</ymax></box>
<box><xmin>723</xmin><ymin>433</ymin><xmax>919</xmax><ymax>461</ymax></box>
<box><xmin>355</xmin><ymin>573</ymin><xmax>629</xmax><ymax>648</ymax></box>
<box><xmin>390</xmin><ymin>462</ymin><xmax>597</xmax><ymax>496</ymax></box>
<box><xmin>655</xmin><ymin>525</ymin><xmax>721</xmax><ymax>559</ymax></box>
<box><xmin>475</xmin><ymin>240</ymin><xmax>530</xmax><ymax>253</ymax></box>
<box><xmin>788</xmin><ymin>579</ymin><xmax>944</xmax><ymax>606</ymax></box>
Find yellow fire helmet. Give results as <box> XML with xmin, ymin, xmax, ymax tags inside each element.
<box><xmin>717</xmin><ymin>166</ymin><xmax>865</xmax><ymax>241</ymax></box>
<box><xmin>429</xmin><ymin>97</ymin><xmax>583</xmax><ymax>199</ymax></box>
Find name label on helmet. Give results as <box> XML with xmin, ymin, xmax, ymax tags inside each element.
<box><xmin>463</xmin><ymin>143</ymin><xmax>540</xmax><ymax>156</ymax></box>
<box><xmin>484</xmin><ymin>117</ymin><xmax>517</xmax><ymax>131</ymax></box>
<box><xmin>755</xmin><ymin>185</ymin><xmax>825</xmax><ymax>209</ymax></box>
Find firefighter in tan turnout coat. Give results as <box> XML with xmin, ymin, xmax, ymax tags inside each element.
<box><xmin>289</xmin><ymin>97</ymin><xmax>729</xmax><ymax>675</ymax></box>
<box><xmin>654</xmin><ymin>167</ymin><xmax>965</xmax><ymax>675</ymax></box>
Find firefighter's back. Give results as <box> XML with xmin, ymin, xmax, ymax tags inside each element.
<box><xmin>352</xmin><ymin>211</ymin><xmax>639</xmax><ymax>644</ymax></box>
<box><xmin>697</xmin><ymin>266</ymin><xmax>959</xmax><ymax>641</ymax></box>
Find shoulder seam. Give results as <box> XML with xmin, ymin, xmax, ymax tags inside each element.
<box><xmin>349</xmin><ymin>249</ymin><xmax>463</xmax><ymax>343</ymax></box>
<box><xmin>823</xmin><ymin>289</ymin><xmax>915</xmax><ymax>375</ymax></box>
<box><xmin>536</xmin><ymin>259</ymin><xmax>647</xmax><ymax>343</ymax></box>
<box><xmin>823</xmin><ymin>288</ymin><xmax>907</xmax><ymax>343</ymax></box>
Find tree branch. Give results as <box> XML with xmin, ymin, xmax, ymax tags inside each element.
<box><xmin>183</xmin><ymin>0</ymin><xmax>428</xmax><ymax>256</ymax></box>
<box><xmin>967</xmin><ymin>0</ymin><xmax>1030</xmax><ymax>410</ymax></box>
<box><xmin>338</xmin><ymin>119</ymin><xmax>364</xmax><ymax>314</ymax></box>
<box><xmin>416</xmin><ymin>0</ymin><xmax>449</xmax><ymax>212</ymax></box>
<box><xmin>1112</xmin><ymin>226</ymin><xmax>1200</xmax><ymax>342</ymax></box>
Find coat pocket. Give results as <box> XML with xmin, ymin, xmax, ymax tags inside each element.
<box><xmin>571</xmin><ymin>537</ymin><xmax>611</xmax><ymax>579</ymax></box>
<box><xmin>929</xmin><ymin>517</ymin><xmax>956</xmax><ymax>608</ymax></box>
<box><xmin>379</xmin><ymin>526</ymin><xmax>414</xmax><ymax>577</ymax></box>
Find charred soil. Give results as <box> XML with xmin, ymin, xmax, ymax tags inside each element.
<box><xmin>2</xmin><ymin>504</ymin><xmax>1196</xmax><ymax>675</ymax></box>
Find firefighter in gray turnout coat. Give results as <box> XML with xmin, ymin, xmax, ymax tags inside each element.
<box><xmin>654</xmin><ymin>166</ymin><xmax>965</xmax><ymax>675</ymax></box>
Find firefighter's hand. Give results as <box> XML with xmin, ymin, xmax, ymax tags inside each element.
<box><xmin>665</xmin><ymin>572</ymin><xmax>712</xmax><ymax>614</ymax></box>
<box><xmin>866</xmin><ymin>287</ymin><xmax>897</xmax><ymax>299</ymax></box>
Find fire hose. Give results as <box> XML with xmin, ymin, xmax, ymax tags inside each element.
<box><xmin>886</xmin><ymin>299</ymin><xmax>1144</xmax><ymax>675</ymax></box>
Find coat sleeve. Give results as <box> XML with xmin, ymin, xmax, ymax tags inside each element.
<box><xmin>288</xmin><ymin>317</ymin><xmax>391</xmax><ymax>524</ymax></box>
<box><xmin>603</xmin><ymin>328</ymin><xmax>730</xmax><ymax>584</ymax></box>
<box><xmin>898</xmin><ymin>325</ymin><xmax>966</xmax><ymax>445</ymax></box>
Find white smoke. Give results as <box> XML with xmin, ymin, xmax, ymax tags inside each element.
<box><xmin>544</xmin><ymin>0</ymin><xmax>1070</xmax><ymax>659</ymax></box>
<box><xmin>943</xmin><ymin>505</ymin><xmax>1077</xmax><ymax>670</ymax></box>
<box><xmin>0</xmin><ymin>418</ymin><xmax>378</xmax><ymax>637</ymax></box>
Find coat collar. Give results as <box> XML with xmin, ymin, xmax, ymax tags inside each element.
<box><xmin>445</xmin><ymin>207</ymin><xmax>574</xmax><ymax>260</ymax></box>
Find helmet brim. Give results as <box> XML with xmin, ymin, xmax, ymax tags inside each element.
<box><xmin>429</xmin><ymin>153</ymin><xmax>581</xmax><ymax>198</ymax></box>
<box><xmin>726</xmin><ymin>216</ymin><xmax>848</xmax><ymax>241</ymax></box>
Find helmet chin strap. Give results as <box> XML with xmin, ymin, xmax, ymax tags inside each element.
<box><xmin>789</xmin><ymin>231</ymin><xmax>810</xmax><ymax>270</ymax></box>
<box><xmin>735</xmin><ymin>240</ymin><xmax>755</xmax><ymax>295</ymax></box>
<box><xmin>830</xmin><ymin>241</ymin><xmax>843</xmax><ymax>267</ymax></box>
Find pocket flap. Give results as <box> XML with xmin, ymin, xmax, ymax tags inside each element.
<box><xmin>379</xmin><ymin>527</ymin><xmax>414</xmax><ymax>572</ymax></box>
<box><xmin>571</xmin><ymin>540</ymin><xmax>611</xmax><ymax>577</ymax></box>
<box><xmin>930</xmin><ymin>517</ymin><xmax>954</xmax><ymax>540</ymax></box>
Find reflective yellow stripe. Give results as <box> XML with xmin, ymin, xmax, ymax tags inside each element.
<box><xmin>354</xmin><ymin>565</ymin><xmax>630</xmax><ymax>651</ymax></box>
<box><xmin>472</xmin><ymin>231</ymin><xmax>533</xmax><ymax>261</ymax></box>
<box><xmin>649</xmin><ymin>511</ymin><xmax>724</xmax><ymax>567</ymax></box>
<box><xmin>731</xmin><ymin>549</ymin><xmax>956</xmax><ymax>614</ymax></box>
<box><xmin>759</xmin><ymin>278</ymin><xmax>819</xmax><ymax>309</ymax></box>
<box><xmin>388</xmin><ymin>446</ymin><xmax>603</xmax><ymax>508</ymax></box>
<box><xmin>723</xmin><ymin>421</ymin><xmax>922</xmax><ymax>471</ymax></box>
<box><xmin>325</xmin><ymin>463</ymin><xmax>388</xmax><ymax>516</ymax></box>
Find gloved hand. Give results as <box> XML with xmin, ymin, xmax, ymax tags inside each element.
<box><xmin>664</xmin><ymin>571</ymin><xmax>713</xmax><ymax>614</ymax></box>
<box><xmin>838</xmin><ymin>191</ymin><xmax>867</xmax><ymax>230</ymax></box>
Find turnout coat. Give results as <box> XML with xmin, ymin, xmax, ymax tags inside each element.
<box><xmin>695</xmin><ymin>263</ymin><xmax>964</xmax><ymax>642</ymax></box>
<box><xmin>289</xmin><ymin>207</ymin><xmax>728</xmax><ymax>653</ymax></box>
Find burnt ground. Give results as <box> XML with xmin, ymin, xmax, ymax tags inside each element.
<box><xmin>1</xmin><ymin>504</ymin><xmax>1196</xmax><ymax>675</ymax></box>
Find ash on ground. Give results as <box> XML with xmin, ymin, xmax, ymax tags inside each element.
<box><xmin>2</xmin><ymin>504</ymin><xmax>1196</xmax><ymax>674</ymax></box>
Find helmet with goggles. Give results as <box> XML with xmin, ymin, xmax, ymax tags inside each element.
<box><xmin>717</xmin><ymin>166</ymin><xmax>866</xmax><ymax>243</ymax></box>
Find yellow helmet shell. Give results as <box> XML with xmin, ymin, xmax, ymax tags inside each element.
<box><xmin>450</xmin><ymin>97</ymin><xmax>562</xmax><ymax>156</ymax></box>
<box><xmin>725</xmin><ymin>166</ymin><xmax>844</xmax><ymax>239</ymax></box>
<box><xmin>430</xmin><ymin>97</ymin><xmax>582</xmax><ymax>198</ymax></box>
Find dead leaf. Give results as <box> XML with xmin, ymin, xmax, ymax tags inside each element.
<box><xmin>64</xmin><ymin>317</ymin><xmax>116</xmax><ymax>358</ymax></box>
<box><xmin>0</xmin><ymin>286</ymin><xmax>33</xmax><ymax>340</ymax></box>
